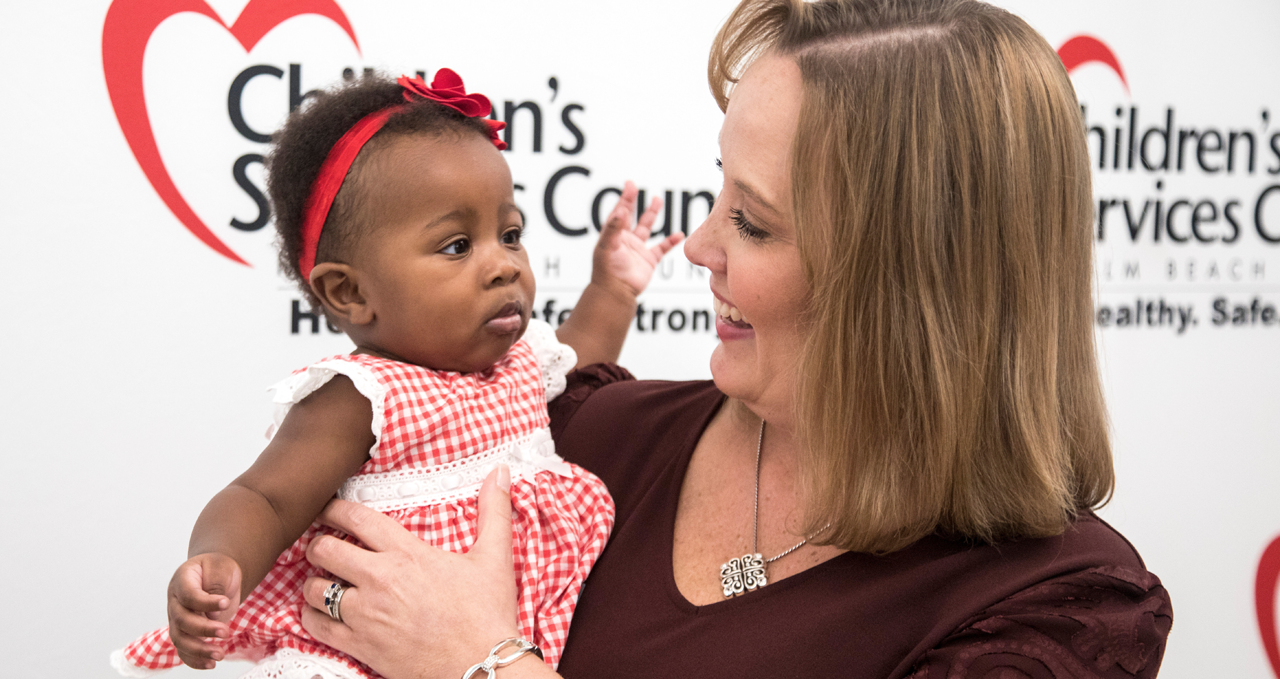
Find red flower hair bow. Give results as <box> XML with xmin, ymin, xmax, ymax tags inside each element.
<box><xmin>397</xmin><ymin>69</ymin><xmax>507</xmax><ymax>150</ymax></box>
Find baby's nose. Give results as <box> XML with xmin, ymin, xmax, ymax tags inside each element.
<box><xmin>486</xmin><ymin>249</ymin><xmax>522</xmax><ymax>285</ymax></box>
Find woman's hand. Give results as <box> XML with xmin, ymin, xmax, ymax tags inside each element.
<box><xmin>300</xmin><ymin>466</ymin><xmax>530</xmax><ymax>679</ymax></box>
<box><xmin>593</xmin><ymin>180</ymin><xmax>685</xmax><ymax>298</ymax></box>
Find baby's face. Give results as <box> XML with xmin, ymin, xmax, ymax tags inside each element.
<box><xmin>351</xmin><ymin>132</ymin><xmax>534</xmax><ymax>373</ymax></box>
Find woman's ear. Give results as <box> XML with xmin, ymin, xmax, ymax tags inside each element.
<box><xmin>310</xmin><ymin>263</ymin><xmax>375</xmax><ymax>327</ymax></box>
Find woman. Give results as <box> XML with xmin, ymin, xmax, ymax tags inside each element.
<box><xmin>297</xmin><ymin>0</ymin><xmax>1173</xmax><ymax>676</ymax></box>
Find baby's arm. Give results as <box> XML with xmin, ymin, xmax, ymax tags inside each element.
<box><xmin>555</xmin><ymin>181</ymin><xmax>684</xmax><ymax>367</ymax></box>
<box><xmin>167</xmin><ymin>376</ymin><xmax>373</xmax><ymax>669</ymax></box>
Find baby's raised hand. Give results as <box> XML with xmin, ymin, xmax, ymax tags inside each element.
<box><xmin>593</xmin><ymin>180</ymin><xmax>685</xmax><ymax>297</ymax></box>
<box><xmin>166</xmin><ymin>552</ymin><xmax>242</xmax><ymax>669</ymax></box>
<box><xmin>557</xmin><ymin>180</ymin><xmax>686</xmax><ymax>364</ymax></box>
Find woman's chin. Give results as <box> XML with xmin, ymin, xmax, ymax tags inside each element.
<box><xmin>708</xmin><ymin>340</ymin><xmax>755</xmax><ymax>401</ymax></box>
<box><xmin>709</xmin><ymin>334</ymin><xmax>802</xmax><ymax>421</ymax></box>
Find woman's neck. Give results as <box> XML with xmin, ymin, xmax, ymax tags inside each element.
<box><xmin>722</xmin><ymin>397</ymin><xmax>801</xmax><ymax>471</ymax></box>
<box><xmin>671</xmin><ymin>394</ymin><xmax>838</xmax><ymax>606</ymax></box>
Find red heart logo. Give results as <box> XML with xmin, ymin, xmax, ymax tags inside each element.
<box><xmin>1259</xmin><ymin>535</ymin><xmax>1280</xmax><ymax>677</ymax></box>
<box><xmin>1057</xmin><ymin>35</ymin><xmax>1129</xmax><ymax>95</ymax></box>
<box><xmin>102</xmin><ymin>0</ymin><xmax>361</xmax><ymax>265</ymax></box>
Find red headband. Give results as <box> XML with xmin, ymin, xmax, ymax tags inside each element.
<box><xmin>298</xmin><ymin>69</ymin><xmax>508</xmax><ymax>281</ymax></box>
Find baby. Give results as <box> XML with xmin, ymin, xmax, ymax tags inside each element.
<box><xmin>113</xmin><ymin>69</ymin><xmax>680</xmax><ymax>679</ymax></box>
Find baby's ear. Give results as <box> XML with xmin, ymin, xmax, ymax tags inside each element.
<box><xmin>310</xmin><ymin>263</ymin><xmax>374</xmax><ymax>327</ymax></box>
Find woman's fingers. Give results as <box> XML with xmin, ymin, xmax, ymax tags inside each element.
<box><xmin>300</xmin><ymin>577</ymin><xmax>359</xmax><ymax>658</ymax></box>
<box><xmin>301</xmin><ymin>576</ymin><xmax>358</xmax><ymax>621</ymax></box>
<box><xmin>301</xmin><ymin>576</ymin><xmax>332</xmax><ymax>613</ymax></box>
<box><xmin>471</xmin><ymin>465</ymin><xmax>514</xmax><ymax>563</ymax></box>
<box><xmin>309</xmin><ymin>501</ymin><xmax>413</xmax><ymax>589</ymax></box>
<box><xmin>299</xmin><ymin>595</ymin><xmax>356</xmax><ymax>654</ymax></box>
<box><xmin>305</xmin><ymin>533</ymin><xmax>384</xmax><ymax>585</ymax></box>
<box><xmin>315</xmin><ymin>499</ymin><xmax>415</xmax><ymax>552</ymax></box>
<box><xmin>298</xmin><ymin>468</ymin><xmax>522</xmax><ymax>679</ymax></box>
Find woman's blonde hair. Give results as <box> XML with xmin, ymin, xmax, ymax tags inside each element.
<box><xmin>710</xmin><ymin>0</ymin><xmax>1113</xmax><ymax>553</ymax></box>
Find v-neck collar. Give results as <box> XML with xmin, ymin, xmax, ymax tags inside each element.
<box><xmin>653</xmin><ymin>391</ymin><xmax>860</xmax><ymax>615</ymax></box>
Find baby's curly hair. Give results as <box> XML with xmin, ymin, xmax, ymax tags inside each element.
<box><xmin>267</xmin><ymin>72</ymin><xmax>495</xmax><ymax>306</ymax></box>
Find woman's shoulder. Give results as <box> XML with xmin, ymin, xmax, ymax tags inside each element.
<box><xmin>548</xmin><ymin>366</ymin><xmax>722</xmax><ymax>514</ymax></box>
<box><xmin>549</xmin><ymin>364</ymin><xmax>720</xmax><ymax>435</ymax></box>
<box><xmin>1058</xmin><ymin>511</ymin><xmax>1154</xmax><ymax>571</ymax></box>
<box><xmin>896</xmin><ymin>513</ymin><xmax>1172</xmax><ymax>678</ymax></box>
<box><xmin>976</xmin><ymin>511</ymin><xmax>1152</xmax><ymax>573</ymax></box>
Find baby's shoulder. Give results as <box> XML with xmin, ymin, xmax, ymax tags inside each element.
<box><xmin>304</xmin><ymin>354</ymin><xmax>458</xmax><ymax>391</ymax></box>
<box><xmin>513</xmin><ymin>318</ymin><xmax>577</xmax><ymax>400</ymax></box>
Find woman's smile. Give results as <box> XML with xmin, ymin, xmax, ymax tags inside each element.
<box><xmin>712</xmin><ymin>295</ymin><xmax>756</xmax><ymax>340</ymax></box>
<box><xmin>683</xmin><ymin>54</ymin><xmax>809</xmax><ymax>420</ymax></box>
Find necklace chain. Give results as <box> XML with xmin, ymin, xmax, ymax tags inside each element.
<box><xmin>719</xmin><ymin>419</ymin><xmax>830</xmax><ymax>598</ymax></box>
<box><xmin>752</xmin><ymin>419</ymin><xmax>830</xmax><ymax>563</ymax></box>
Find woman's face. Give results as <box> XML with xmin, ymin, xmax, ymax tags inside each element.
<box><xmin>684</xmin><ymin>54</ymin><xmax>809</xmax><ymax>425</ymax></box>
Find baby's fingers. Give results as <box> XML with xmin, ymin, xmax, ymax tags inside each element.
<box><xmin>616</xmin><ymin>180</ymin><xmax>640</xmax><ymax>216</ymax></box>
<box><xmin>169</xmin><ymin>602</ymin><xmax>230</xmax><ymax>640</ymax></box>
<box><xmin>172</xmin><ymin>568</ymin><xmax>229</xmax><ymax>614</ymax></box>
<box><xmin>170</xmin><ymin>622</ymin><xmax>226</xmax><ymax>669</ymax></box>
<box><xmin>633</xmin><ymin>195</ymin><xmax>664</xmax><ymax>241</ymax></box>
<box><xmin>651</xmin><ymin>232</ymin><xmax>685</xmax><ymax>258</ymax></box>
<box><xmin>602</xmin><ymin>181</ymin><xmax>644</xmax><ymax>232</ymax></box>
<box><xmin>600</xmin><ymin>190</ymin><xmax>636</xmax><ymax>241</ymax></box>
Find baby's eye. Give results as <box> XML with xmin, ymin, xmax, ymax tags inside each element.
<box><xmin>441</xmin><ymin>238</ymin><xmax>470</xmax><ymax>255</ymax></box>
<box><xmin>502</xmin><ymin>225</ymin><xmax>525</xmax><ymax>246</ymax></box>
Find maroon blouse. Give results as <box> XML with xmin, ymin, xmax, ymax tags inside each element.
<box><xmin>548</xmin><ymin>367</ymin><xmax>1172</xmax><ymax>678</ymax></box>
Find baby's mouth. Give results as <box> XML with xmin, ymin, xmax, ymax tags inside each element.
<box><xmin>714</xmin><ymin>298</ymin><xmax>752</xmax><ymax>328</ymax></box>
<box><xmin>484</xmin><ymin>301</ymin><xmax>524</xmax><ymax>334</ymax></box>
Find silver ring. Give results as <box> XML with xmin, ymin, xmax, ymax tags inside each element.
<box><xmin>323</xmin><ymin>582</ymin><xmax>347</xmax><ymax>622</ymax></box>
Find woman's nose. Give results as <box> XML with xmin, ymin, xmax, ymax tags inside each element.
<box><xmin>683</xmin><ymin>204</ymin><xmax>726</xmax><ymax>273</ymax></box>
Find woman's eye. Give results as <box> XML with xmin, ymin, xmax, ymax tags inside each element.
<box><xmin>502</xmin><ymin>225</ymin><xmax>524</xmax><ymax>246</ymax></box>
<box><xmin>729</xmin><ymin>207</ymin><xmax>768</xmax><ymax>242</ymax></box>
<box><xmin>715</xmin><ymin>157</ymin><xmax>723</xmax><ymax>171</ymax></box>
<box><xmin>441</xmin><ymin>238</ymin><xmax>470</xmax><ymax>255</ymax></box>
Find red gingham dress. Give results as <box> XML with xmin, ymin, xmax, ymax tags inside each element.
<box><xmin>115</xmin><ymin>327</ymin><xmax>613</xmax><ymax>679</ymax></box>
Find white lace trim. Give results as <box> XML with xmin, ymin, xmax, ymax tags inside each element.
<box><xmin>339</xmin><ymin>427</ymin><xmax>572</xmax><ymax>511</ymax></box>
<box><xmin>265</xmin><ymin>360</ymin><xmax>386</xmax><ymax>456</ymax></box>
<box><xmin>109</xmin><ymin>650</ymin><xmax>159</xmax><ymax>677</ymax></box>
<box><xmin>263</xmin><ymin>321</ymin><xmax>571</xmax><ymax>447</ymax></box>
<box><xmin>521</xmin><ymin>318</ymin><xmax>577</xmax><ymax>401</ymax></box>
<box><xmin>238</xmin><ymin>649</ymin><xmax>368</xmax><ymax>679</ymax></box>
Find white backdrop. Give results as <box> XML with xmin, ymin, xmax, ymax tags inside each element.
<box><xmin>1</xmin><ymin>1</ymin><xmax>1277</xmax><ymax>677</ymax></box>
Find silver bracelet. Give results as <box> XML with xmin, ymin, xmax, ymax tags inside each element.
<box><xmin>460</xmin><ymin>637</ymin><xmax>544</xmax><ymax>679</ymax></box>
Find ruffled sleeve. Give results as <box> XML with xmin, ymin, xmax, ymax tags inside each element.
<box><xmin>265</xmin><ymin>358</ymin><xmax>385</xmax><ymax>458</ymax></box>
<box><xmin>906</xmin><ymin>565</ymin><xmax>1173</xmax><ymax>678</ymax></box>
<box><xmin>547</xmin><ymin>363</ymin><xmax>635</xmax><ymax>440</ymax></box>
<box><xmin>520</xmin><ymin>318</ymin><xmax>578</xmax><ymax>401</ymax></box>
